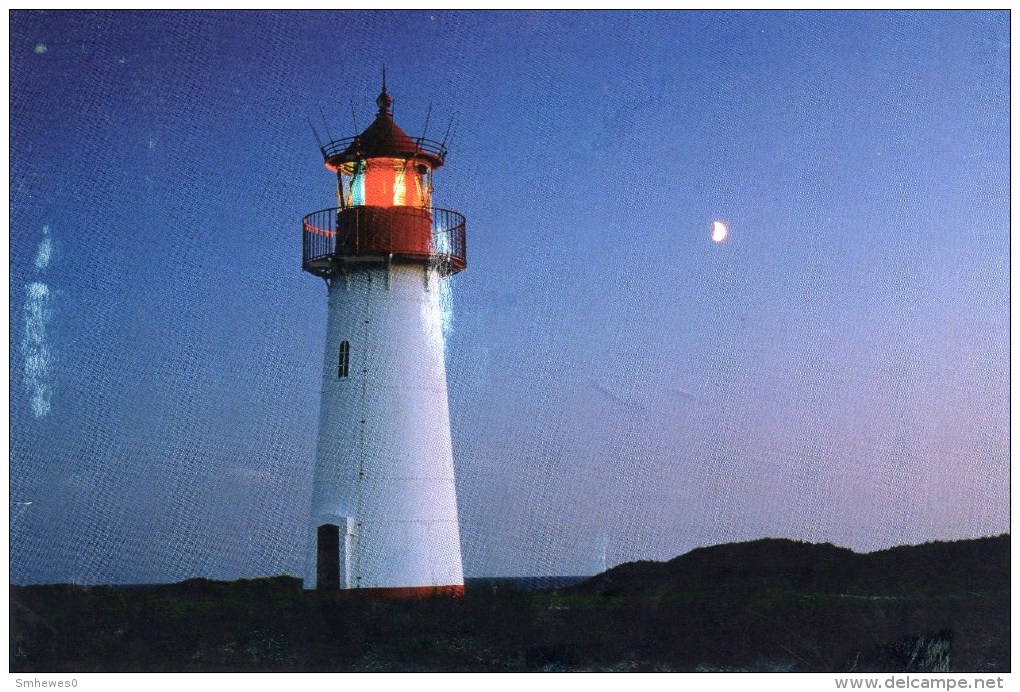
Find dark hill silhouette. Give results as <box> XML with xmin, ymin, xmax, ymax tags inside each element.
<box><xmin>572</xmin><ymin>535</ymin><xmax>1009</xmax><ymax>599</ymax></box>
<box><xmin>10</xmin><ymin>535</ymin><xmax>1009</xmax><ymax>672</ymax></box>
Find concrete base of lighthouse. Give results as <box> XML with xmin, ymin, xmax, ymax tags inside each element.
<box><xmin>303</xmin><ymin>262</ymin><xmax>464</xmax><ymax>595</ymax></box>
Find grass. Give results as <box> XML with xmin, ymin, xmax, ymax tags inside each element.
<box><xmin>10</xmin><ymin>536</ymin><xmax>1009</xmax><ymax>672</ymax></box>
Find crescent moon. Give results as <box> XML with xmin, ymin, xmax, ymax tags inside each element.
<box><xmin>712</xmin><ymin>221</ymin><xmax>728</xmax><ymax>243</ymax></box>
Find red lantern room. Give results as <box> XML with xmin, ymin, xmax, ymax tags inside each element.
<box><xmin>302</xmin><ymin>84</ymin><xmax>466</xmax><ymax>277</ymax></box>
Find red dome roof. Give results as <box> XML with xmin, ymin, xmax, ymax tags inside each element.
<box><xmin>323</xmin><ymin>89</ymin><xmax>446</xmax><ymax>170</ymax></box>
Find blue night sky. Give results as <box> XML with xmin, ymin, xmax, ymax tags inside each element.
<box><xmin>9</xmin><ymin>11</ymin><xmax>1009</xmax><ymax>584</ymax></box>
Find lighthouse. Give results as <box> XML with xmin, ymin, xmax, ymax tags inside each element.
<box><xmin>301</xmin><ymin>81</ymin><xmax>466</xmax><ymax>596</ymax></box>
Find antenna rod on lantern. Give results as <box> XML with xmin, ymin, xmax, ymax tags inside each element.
<box><xmin>319</xmin><ymin>106</ymin><xmax>335</xmax><ymax>144</ymax></box>
<box><xmin>440</xmin><ymin>114</ymin><xmax>455</xmax><ymax>151</ymax></box>
<box><xmin>447</xmin><ymin>115</ymin><xmax>461</xmax><ymax>153</ymax></box>
<box><xmin>417</xmin><ymin>103</ymin><xmax>433</xmax><ymax>151</ymax></box>
<box><xmin>306</xmin><ymin>116</ymin><xmax>325</xmax><ymax>152</ymax></box>
<box><xmin>350</xmin><ymin>101</ymin><xmax>360</xmax><ymax>132</ymax></box>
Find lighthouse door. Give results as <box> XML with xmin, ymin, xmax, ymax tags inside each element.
<box><xmin>316</xmin><ymin>524</ymin><xmax>340</xmax><ymax>590</ymax></box>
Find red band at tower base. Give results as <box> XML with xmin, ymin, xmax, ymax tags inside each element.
<box><xmin>355</xmin><ymin>584</ymin><xmax>465</xmax><ymax>599</ymax></box>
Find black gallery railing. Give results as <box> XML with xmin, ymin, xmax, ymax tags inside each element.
<box><xmin>302</xmin><ymin>206</ymin><xmax>466</xmax><ymax>277</ymax></box>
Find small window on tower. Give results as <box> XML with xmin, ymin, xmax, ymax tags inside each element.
<box><xmin>338</xmin><ymin>340</ymin><xmax>350</xmax><ymax>378</ymax></box>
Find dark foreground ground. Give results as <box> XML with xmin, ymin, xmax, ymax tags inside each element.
<box><xmin>10</xmin><ymin>535</ymin><xmax>1008</xmax><ymax>672</ymax></box>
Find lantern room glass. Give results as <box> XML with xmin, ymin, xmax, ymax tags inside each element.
<box><xmin>338</xmin><ymin>158</ymin><xmax>431</xmax><ymax>209</ymax></box>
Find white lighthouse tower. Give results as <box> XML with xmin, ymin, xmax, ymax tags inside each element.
<box><xmin>301</xmin><ymin>82</ymin><xmax>466</xmax><ymax>597</ymax></box>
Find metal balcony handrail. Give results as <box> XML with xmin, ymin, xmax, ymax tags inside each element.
<box><xmin>302</xmin><ymin>206</ymin><xmax>466</xmax><ymax>277</ymax></box>
<box><xmin>319</xmin><ymin>136</ymin><xmax>448</xmax><ymax>163</ymax></box>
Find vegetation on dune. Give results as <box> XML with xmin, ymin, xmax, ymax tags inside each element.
<box><xmin>10</xmin><ymin>535</ymin><xmax>1008</xmax><ymax>672</ymax></box>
